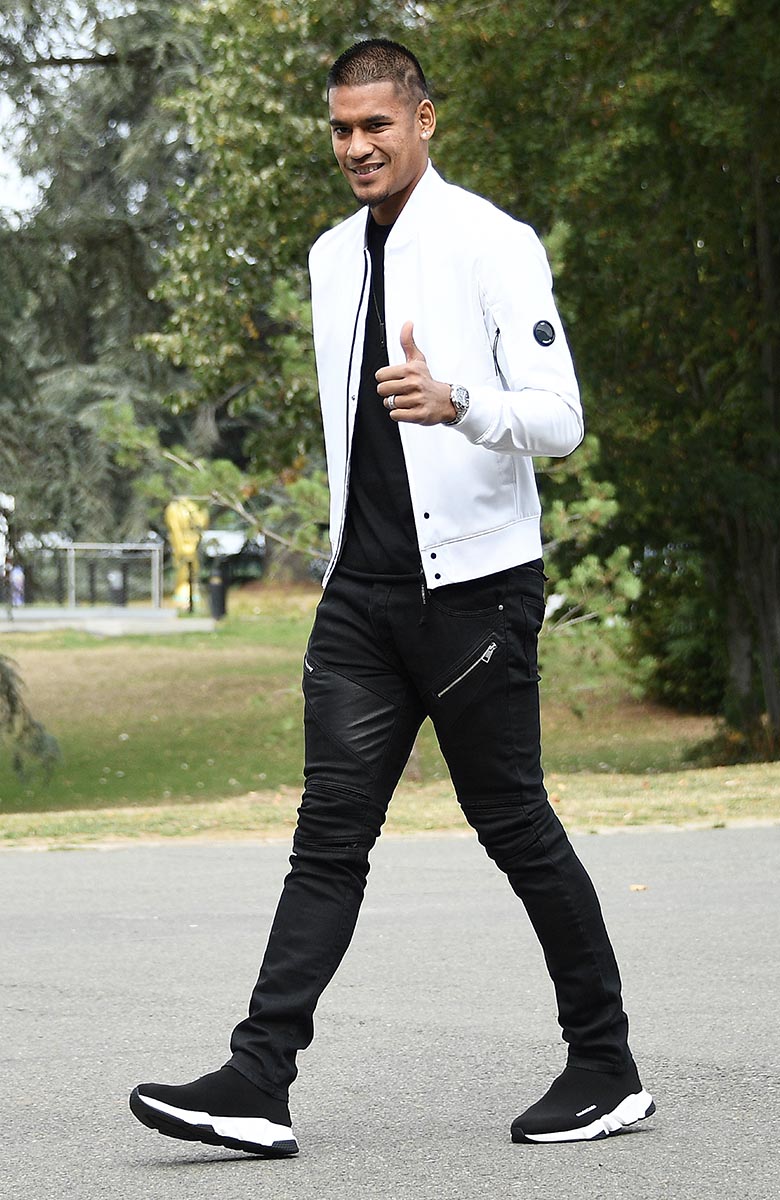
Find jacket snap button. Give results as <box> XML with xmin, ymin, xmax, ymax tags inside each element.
<box><xmin>430</xmin><ymin>552</ymin><xmax>436</xmax><ymax>559</ymax></box>
<box><xmin>423</xmin><ymin>512</ymin><xmax>430</xmax><ymax>519</ymax></box>
<box><xmin>434</xmin><ymin>573</ymin><xmax>441</xmax><ymax>580</ymax></box>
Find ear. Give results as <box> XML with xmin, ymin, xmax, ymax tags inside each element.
<box><xmin>417</xmin><ymin>98</ymin><xmax>436</xmax><ymax>141</ymax></box>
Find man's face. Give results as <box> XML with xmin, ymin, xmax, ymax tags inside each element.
<box><xmin>328</xmin><ymin>80</ymin><xmax>435</xmax><ymax>225</ymax></box>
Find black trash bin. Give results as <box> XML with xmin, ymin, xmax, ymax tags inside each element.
<box><xmin>208</xmin><ymin>560</ymin><xmax>228</xmax><ymax>620</ymax></box>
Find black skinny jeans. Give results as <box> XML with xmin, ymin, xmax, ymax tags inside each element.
<box><xmin>228</xmin><ymin>564</ymin><xmax>630</xmax><ymax>1099</ymax></box>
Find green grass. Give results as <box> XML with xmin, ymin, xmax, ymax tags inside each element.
<box><xmin>0</xmin><ymin>592</ymin><xmax>314</xmax><ymax>813</ymax></box>
<box><xmin>3</xmin><ymin>583</ymin><xmax>773</xmax><ymax>849</ymax></box>
<box><xmin>3</xmin><ymin>764</ymin><xmax>780</xmax><ymax>847</ymax></box>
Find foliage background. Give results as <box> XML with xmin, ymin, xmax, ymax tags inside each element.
<box><xmin>1</xmin><ymin>0</ymin><xmax>779</xmax><ymax>759</ymax></box>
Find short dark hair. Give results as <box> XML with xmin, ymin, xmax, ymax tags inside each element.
<box><xmin>326</xmin><ymin>38</ymin><xmax>429</xmax><ymax>104</ymax></box>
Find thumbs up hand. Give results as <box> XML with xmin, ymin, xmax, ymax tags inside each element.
<box><xmin>400</xmin><ymin>321</ymin><xmax>425</xmax><ymax>364</ymax></box>
<box><xmin>375</xmin><ymin>321</ymin><xmax>458</xmax><ymax>426</ymax></box>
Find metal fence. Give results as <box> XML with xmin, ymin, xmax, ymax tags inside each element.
<box><xmin>14</xmin><ymin>543</ymin><xmax>164</xmax><ymax>608</ymax></box>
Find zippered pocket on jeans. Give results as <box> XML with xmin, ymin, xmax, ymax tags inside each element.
<box><xmin>436</xmin><ymin>639</ymin><xmax>499</xmax><ymax>699</ymax></box>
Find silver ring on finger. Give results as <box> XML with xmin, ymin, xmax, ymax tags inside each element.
<box><xmin>386</xmin><ymin>395</ymin><xmax>396</xmax><ymax>411</ymax></box>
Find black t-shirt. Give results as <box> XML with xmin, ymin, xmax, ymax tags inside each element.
<box><xmin>339</xmin><ymin>215</ymin><xmax>420</xmax><ymax>578</ymax></box>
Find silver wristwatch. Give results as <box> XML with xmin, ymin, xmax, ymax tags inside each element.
<box><xmin>444</xmin><ymin>384</ymin><xmax>470</xmax><ymax>426</ymax></box>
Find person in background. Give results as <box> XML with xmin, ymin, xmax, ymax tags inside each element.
<box><xmin>10</xmin><ymin>562</ymin><xmax>25</xmax><ymax>607</ymax></box>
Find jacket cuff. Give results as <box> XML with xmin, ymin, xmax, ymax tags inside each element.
<box><xmin>447</xmin><ymin>385</ymin><xmax>494</xmax><ymax>442</ymax></box>
<box><xmin>449</xmin><ymin>383</ymin><xmax>584</xmax><ymax>457</ymax></box>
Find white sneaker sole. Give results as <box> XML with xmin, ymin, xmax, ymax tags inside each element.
<box><xmin>130</xmin><ymin>1088</ymin><xmax>299</xmax><ymax>1156</ymax></box>
<box><xmin>517</xmin><ymin>1088</ymin><xmax>656</xmax><ymax>1143</ymax></box>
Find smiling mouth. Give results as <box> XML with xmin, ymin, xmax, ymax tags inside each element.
<box><xmin>351</xmin><ymin>163</ymin><xmax>383</xmax><ymax>177</ymax></box>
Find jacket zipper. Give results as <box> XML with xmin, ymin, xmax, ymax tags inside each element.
<box><xmin>437</xmin><ymin>641</ymin><xmax>498</xmax><ymax>699</ymax></box>
<box><xmin>492</xmin><ymin>326</ymin><xmax>508</xmax><ymax>389</ymax></box>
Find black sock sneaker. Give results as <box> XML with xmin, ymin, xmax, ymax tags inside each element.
<box><xmin>511</xmin><ymin>1062</ymin><xmax>655</xmax><ymax>1144</ymax></box>
<box><xmin>129</xmin><ymin>1065</ymin><xmax>299</xmax><ymax>1156</ymax></box>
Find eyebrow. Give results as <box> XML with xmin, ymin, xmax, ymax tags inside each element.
<box><xmin>329</xmin><ymin>112</ymin><xmax>393</xmax><ymax>128</ymax></box>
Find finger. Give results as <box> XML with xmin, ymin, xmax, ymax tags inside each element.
<box><xmin>375</xmin><ymin>361</ymin><xmax>416</xmax><ymax>385</ymax></box>
<box><xmin>375</xmin><ymin>375</ymin><xmax>399</xmax><ymax>395</ymax></box>
<box><xmin>400</xmin><ymin>320</ymin><xmax>425</xmax><ymax>363</ymax></box>
<box><xmin>388</xmin><ymin>406</ymin><xmax>428</xmax><ymax>424</ymax></box>
<box><xmin>376</xmin><ymin>375</ymin><xmax>417</xmax><ymax>397</ymax></box>
<box><xmin>383</xmin><ymin>392</ymin><xmax>410</xmax><ymax>410</ymax></box>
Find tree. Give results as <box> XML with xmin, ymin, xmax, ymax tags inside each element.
<box><xmin>1</xmin><ymin>1</ymin><xmax>204</xmax><ymax>538</ymax></box>
<box><xmin>537</xmin><ymin>436</ymin><xmax>641</xmax><ymax>629</ymax></box>
<box><xmin>431</xmin><ymin>1</ymin><xmax>780</xmax><ymax>753</ymax></box>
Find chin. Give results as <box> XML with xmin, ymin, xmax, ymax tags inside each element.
<box><xmin>346</xmin><ymin>177</ymin><xmax>391</xmax><ymax>209</ymax></box>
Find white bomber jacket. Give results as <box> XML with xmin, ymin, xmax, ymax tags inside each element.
<box><xmin>308</xmin><ymin>163</ymin><xmax>584</xmax><ymax>589</ymax></box>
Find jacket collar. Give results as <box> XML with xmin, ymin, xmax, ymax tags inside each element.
<box><xmin>360</xmin><ymin>161</ymin><xmax>445</xmax><ymax>249</ymax></box>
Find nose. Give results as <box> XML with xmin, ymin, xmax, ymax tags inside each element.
<box><xmin>348</xmin><ymin>127</ymin><xmax>372</xmax><ymax>161</ymax></box>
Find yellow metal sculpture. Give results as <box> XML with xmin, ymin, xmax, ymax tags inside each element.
<box><xmin>165</xmin><ymin>498</ymin><xmax>208</xmax><ymax>610</ymax></box>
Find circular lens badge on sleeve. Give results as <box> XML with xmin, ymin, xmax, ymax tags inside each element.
<box><xmin>533</xmin><ymin>320</ymin><xmax>556</xmax><ymax>346</ymax></box>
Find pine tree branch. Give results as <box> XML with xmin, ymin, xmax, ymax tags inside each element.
<box><xmin>5</xmin><ymin>50</ymin><xmax>154</xmax><ymax>72</ymax></box>
<box><xmin>0</xmin><ymin>654</ymin><xmax>60</xmax><ymax>777</ymax></box>
<box><xmin>213</xmin><ymin>377</ymin><xmax>262</xmax><ymax>409</ymax></box>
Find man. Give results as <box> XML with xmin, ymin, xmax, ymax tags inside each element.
<box><xmin>130</xmin><ymin>38</ymin><xmax>654</xmax><ymax>1154</ymax></box>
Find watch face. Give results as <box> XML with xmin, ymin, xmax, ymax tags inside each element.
<box><xmin>449</xmin><ymin>386</ymin><xmax>469</xmax><ymax>424</ymax></box>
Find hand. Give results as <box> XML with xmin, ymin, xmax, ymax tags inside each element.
<box><xmin>375</xmin><ymin>321</ymin><xmax>457</xmax><ymax>426</ymax></box>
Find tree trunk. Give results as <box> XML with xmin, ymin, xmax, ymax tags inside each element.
<box><xmin>722</xmin><ymin>159</ymin><xmax>780</xmax><ymax>755</ymax></box>
<box><xmin>752</xmin><ymin>529</ymin><xmax>780</xmax><ymax>748</ymax></box>
<box><xmin>733</xmin><ymin>511</ymin><xmax>780</xmax><ymax>755</ymax></box>
<box><xmin>723</xmin><ymin>590</ymin><xmax>758</xmax><ymax>734</ymax></box>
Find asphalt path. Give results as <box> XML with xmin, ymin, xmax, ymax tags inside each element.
<box><xmin>0</xmin><ymin>606</ymin><xmax>214</xmax><ymax>636</ymax></box>
<box><xmin>2</xmin><ymin>825</ymin><xmax>778</xmax><ymax>1199</ymax></box>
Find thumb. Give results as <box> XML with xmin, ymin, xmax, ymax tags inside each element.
<box><xmin>400</xmin><ymin>320</ymin><xmax>425</xmax><ymax>362</ymax></box>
